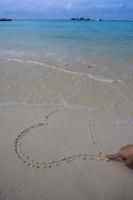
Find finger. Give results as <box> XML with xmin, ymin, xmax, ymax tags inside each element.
<box><xmin>106</xmin><ymin>154</ymin><xmax>120</xmax><ymax>160</ymax></box>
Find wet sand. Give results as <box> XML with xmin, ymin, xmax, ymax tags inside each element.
<box><xmin>0</xmin><ymin>105</ymin><xmax>133</xmax><ymax>200</ymax></box>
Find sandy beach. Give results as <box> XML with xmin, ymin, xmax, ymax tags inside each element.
<box><xmin>0</xmin><ymin>19</ymin><xmax>133</xmax><ymax>200</ymax></box>
<box><xmin>0</xmin><ymin>105</ymin><xmax>133</xmax><ymax>200</ymax></box>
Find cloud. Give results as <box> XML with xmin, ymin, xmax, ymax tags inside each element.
<box><xmin>0</xmin><ymin>0</ymin><xmax>133</xmax><ymax>19</ymax></box>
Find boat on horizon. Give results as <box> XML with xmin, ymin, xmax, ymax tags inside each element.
<box><xmin>96</xmin><ymin>18</ymin><xmax>103</xmax><ymax>21</ymax></box>
<box><xmin>71</xmin><ymin>17</ymin><xmax>90</xmax><ymax>21</ymax></box>
<box><xmin>0</xmin><ymin>18</ymin><xmax>12</xmax><ymax>22</ymax></box>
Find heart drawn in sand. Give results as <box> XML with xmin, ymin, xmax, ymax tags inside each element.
<box><xmin>14</xmin><ymin>108</ymin><xmax>105</xmax><ymax>169</ymax></box>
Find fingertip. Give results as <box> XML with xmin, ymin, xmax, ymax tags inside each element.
<box><xmin>106</xmin><ymin>155</ymin><xmax>113</xmax><ymax>159</ymax></box>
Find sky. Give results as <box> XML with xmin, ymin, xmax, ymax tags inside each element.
<box><xmin>0</xmin><ymin>0</ymin><xmax>133</xmax><ymax>19</ymax></box>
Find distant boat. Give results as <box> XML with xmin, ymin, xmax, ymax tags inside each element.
<box><xmin>71</xmin><ymin>17</ymin><xmax>90</xmax><ymax>21</ymax></box>
<box><xmin>84</xmin><ymin>18</ymin><xmax>90</xmax><ymax>21</ymax></box>
<box><xmin>96</xmin><ymin>18</ymin><xmax>103</xmax><ymax>21</ymax></box>
<box><xmin>0</xmin><ymin>18</ymin><xmax>12</xmax><ymax>22</ymax></box>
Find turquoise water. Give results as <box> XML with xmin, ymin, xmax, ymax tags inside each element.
<box><xmin>0</xmin><ymin>20</ymin><xmax>133</xmax><ymax>64</ymax></box>
<box><xmin>0</xmin><ymin>20</ymin><xmax>133</xmax><ymax>118</ymax></box>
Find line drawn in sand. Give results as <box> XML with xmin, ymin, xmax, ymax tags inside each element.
<box><xmin>14</xmin><ymin>109</ymin><xmax>108</xmax><ymax>169</ymax></box>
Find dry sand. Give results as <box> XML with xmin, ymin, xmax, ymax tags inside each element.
<box><xmin>0</xmin><ymin>105</ymin><xmax>133</xmax><ymax>200</ymax></box>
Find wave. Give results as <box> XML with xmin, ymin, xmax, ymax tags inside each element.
<box><xmin>0</xmin><ymin>101</ymin><xmax>91</xmax><ymax>113</ymax></box>
<box><xmin>6</xmin><ymin>58</ymin><xmax>23</xmax><ymax>63</ymax></box>
<box><xmin>6</xmin><ymin>57</ymin><xmax>116</xmax><ymax>84</ymax></box>
<box><xmin>0</xmin><ymin>102</ymin><xmax>61</xmax><ymax>107</ymax></box>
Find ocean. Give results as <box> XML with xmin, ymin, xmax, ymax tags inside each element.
<box><xmin>0</xmin><ymin>20</ymin><xmax>133</xmax><ymax>119</ymax></box>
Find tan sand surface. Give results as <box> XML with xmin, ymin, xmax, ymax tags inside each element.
<box><xmin>0</xmin><ymin>105</ymin><xmax>133</xmax><ymax>200</ymax></box>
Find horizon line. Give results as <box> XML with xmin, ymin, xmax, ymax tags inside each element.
<box><xmin>10</xmin><ymin>18</ymin><xmax>133</xmax><ymax>21</ymax></box>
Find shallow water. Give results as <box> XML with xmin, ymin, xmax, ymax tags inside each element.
<box><xmin>0</xmin><ymin>20</ymin><xmax>133</xmax><ymax>119</ymax></box>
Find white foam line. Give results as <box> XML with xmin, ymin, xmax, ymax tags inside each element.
<box><xmin>27</xmin><ymin>60</ymin><xmax>45</xmax><ymax>66</ymax></box>
<box><xmin>8</xmin><ymin>58</ymin><xmax>114</xmax><ymax>83</ymax></box>
<box><xmin>87</xmin><ymin>74</ymin><xmax>114</xmax><ymax>83</ymax></box>
<box><xmin>0</xmin><ymin>102</ymin><xmax>20</xmax><ymax>107</ymax></box>
<box><xmin>6</xmin><ymin>58</ymin><xmax>23</xmax><ymax>63</ymax></box>
<box><xmin>26</xmin><ymin>60</ymin><xmax>114</xmax><ymax>83</ymax></box>
<box><xmin>0</xmin><ymin>102</ymin><xmax>92</xmax><ymax>111</ymax></box>
<box><xmin>0</xmin><ymin>101</ymin><xmax>74</xmax><ymax>108</ymax></box>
